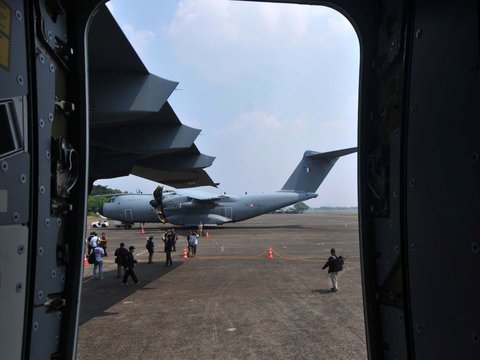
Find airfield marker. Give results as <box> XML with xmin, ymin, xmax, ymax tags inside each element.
<box><xmin>267</xmin><ymin>247</ymin><xmax>273</xmax><ymax>259</ymax></box>
<box><xmin>140</xmin><ymin>227</ymin><xmax>145</xmax><ymax>235</ymax></box>
<box><xmin>183</xmin><ymin>247</ymin><xmax>188</xmax><ymax>260</ymax></box>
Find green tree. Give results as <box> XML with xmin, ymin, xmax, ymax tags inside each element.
<box><xmin>294</xmin><ymin>202</ymin><xmax>309</xmax><ymax>213</ymax></box>
<box><xmin>87</xmin><ymin>196</ymin><xmax>109</xmax><ymax>214</ymax></box>
<box><xmin>90</xmin><ymin>184</ymin><xmax>124</xmax><ymax>196</ymax></box>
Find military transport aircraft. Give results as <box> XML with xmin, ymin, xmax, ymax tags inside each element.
<box><xmin>100</xmin><ymin>148</ymin><xmax>357</xmax><ymax>226</ymax></box>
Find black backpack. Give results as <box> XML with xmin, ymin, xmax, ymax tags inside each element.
<box><xmin>88</xmin><ymin>250</ymin><xmax>96</xmax><ymax>264</ymax></box>
<box><xmin>332</xmin><ymin>256</ymin><xmax>345</xmax><ymax>272</ymax></box>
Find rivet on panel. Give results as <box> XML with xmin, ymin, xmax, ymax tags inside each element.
<box><xmin>415</xmin><ymin>323</ymin><xmax>422</xmax><ymax>333</ymax></box>
<box><xmin>415</xmin><ymin>28</ymin><xmax>423</xmax><ymax>39</ymax></box>
<box><xmin>48</xmin><ymin>30</ymin><xmax>53</xmax><ymax>41</ymax></box>
<box><xmin>411</xmin><ymin>106</ymin><xmax>417</xmax><ymax>114</ymax></box>
<box><xmin>37</xmin><ymin>290</ymin><xmax>43</xmax><ymax>299</ymax></box>
<box><xmin>12</xmin><ymin>212</ymin><xmax>20</xmax><ymax>223</ymax></box>
<box><xmin>57</xmin><ymin>218</ymin><xmax>62</xmax><ymax>226</ymax></box>
<box><xmin>394</xmin><ymin>245</ymin><xmax>399</xmax><ymax>254</ymax></box>
<box><xmin>471</xmin><ymin>153</ymin><xmax>479</xmax><ymax>162</ymax></box>
<box><xmin>61</xmin><ymin>275</ymin><xmax>65</xmax><ymax>282</ymax></box>
<box><xmin>39</xmin><ymin>185</ymin><xmax>45</xmax><ymax>194</ymax></box>
<box><xmin>16</xmin><ymin>283</ymin><xmax>23</xmax><ymax>293</ymax></box>
<box><xmin>15</xmin><ymin>10</ymin><xmax>22</xmax><ymax>21</ymax></box>
<box><xmin>17</xmin><ymin>245</ymin><xmax>25</xmax><ymax>255</ymax></box>
<box><xmin>472</xmin><ymin>332</ymin><xmax>479</xmax><ymax>344</ymax></box>
<box><xmin>398</xmin><ymin>314</ymin><xmax>403</xmax><ymax>322</ymax></box>
<box><xmin>388</xmin><ymin>220</ymin><xmax>394</xmax><ymax>227</ymax></box>
<box><xmin>45</xmin><ymin>218</ymin><xmax>50</xmax><ymax>227</ymax></box>
<box><xmin>472</xmin><ymin>242</ymin><xmax>479</xmax><ymax>254</ymax></box>
<box><xmin>410</xmin><ymin>243</ymin><xmax>416</xmax><ymax>252</ymax></box>
<box><xmin>46</xmin><ymin>150</ymin><xmax>51</xmax><ymax>159</ymax></box>
<box><xmin>55</xmin><ymin>336</ymin><xmax>60</xmax><ymax>344</ymax></box>
<box><xmin>1</xmin><ymin>161</ymin><xmax>8</xmax><ymax>172</ymax></box>
<box><xmin>39</xmin><ymin>118</ymin><xmax>45</xmax><ymax>128</ymax></box>
<box><xmin>39</xmin><ymin>54</ymin><xmax>45</xmax><ymax>63</ymax></box>
<box><xmin>409</xmin><ymin>179</ymin><xmax>415</xmax><ymax>188</ymax></box>
<box><xmin>33</xmin><ymin>322</ymin><xmax>39</xmax><ymax>331</ymax></box>
<box><xmin>17</xmin><ymin>75</ymin><xmax>24</xmax><ymax>86</ymax></box>
<box><xmin>38</xmin><ymin>247</ymin><xmax>44</xmax><ymax>256</ymax></box>
<box><xmin>20</xmin><ymin>174</ymin><xmax>27</xmax><ymax>183</ymax></box>
<box><xmin>393</xmin><ymin>190</ymin><xmax>398</xmax><ymax>198</ymax></box>
<box><xmin>57</xmin><ymin>312</ymin><xmax>62</xmax><ymax>320</ymax></box>
<box><xmin>48</xmin><ymin>113</ymin><xmax>54</xmax><ymax>122</ymax></box>
<box><xmin>49</xmin><ymin>63</ymin><xmax>55</xmax><ymax>73</ymax></box>
<box><xmin>51</xmin><ymin>270</ymin><xmax>56</xmax><ymax>278</ymax></box>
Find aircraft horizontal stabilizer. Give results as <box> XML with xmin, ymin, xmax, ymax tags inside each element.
<box><xmin>305</xmin><ymin>147</ymin><xmax>357</xmax><ymax>160</ymax></box>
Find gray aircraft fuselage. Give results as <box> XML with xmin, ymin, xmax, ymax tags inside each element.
<box><xmin>101</xmin><ymin>191</ymin><xmax>317</xmax><ymax>226</ymax></box>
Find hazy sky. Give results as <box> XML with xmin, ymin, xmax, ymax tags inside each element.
<box><xmin>95</xmin><ymin>0</ymin><xmax>359</xmax><ymax>207</ymax></box>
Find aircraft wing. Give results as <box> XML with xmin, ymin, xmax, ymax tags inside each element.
<box><xmin>88</xmin><ymin>6</ymin><xmax>215</xmax><ymax>188</ymax></box>
<box><xmin>175</xmin><ymin>188</ymin><xmax>226</xmax><ymax>201</ymax></box>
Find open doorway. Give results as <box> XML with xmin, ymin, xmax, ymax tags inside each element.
<box><xmin>81</xmin><ymin>1</ymin><xmax>362</xmax><ymax>358</ymax></box>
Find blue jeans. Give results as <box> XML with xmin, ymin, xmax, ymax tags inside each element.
<box><xmin>93</xmin><ymin>260</ymin><xmax>103</xmax><ymax>279</ymax></box>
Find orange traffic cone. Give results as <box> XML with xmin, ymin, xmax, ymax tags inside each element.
<box><xmin>83</xmin><ymin>255</ymin><xmax>89</xmax><ymax>266</ymax></box>
<box><xmin>267</xmin><ymin>247</ymin><xmax>273</xmax><ymax>259</ymax></box>
<box><xmin>183</xmin><ymin>247</ymin><xmax>188</xmax><ymax>260</ymax></box>
<box><xmin>205</xmin><ymin>231</ymin><xmax>209</xmax><ymax>239</ymax></box>
<box><xmin>140</xmin><ymin>227</ymin><xmax>145</xmax><ymax>235</ymax></box>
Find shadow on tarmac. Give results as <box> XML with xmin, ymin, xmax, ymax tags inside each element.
<box><xmin>311</xmin><ymin>289</ymin><xmax>338</xmax><ymax>294</ymax></box>
<box><xmin>79</xmin><ymin>261</ymin><xmax>183</xmax><ymax>326</ymax></box>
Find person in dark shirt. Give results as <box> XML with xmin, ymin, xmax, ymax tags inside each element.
<box><xmin>146</xmin><ymin>236</ymin><xmax>154</xmax><ymax>264</ymax></box>
<box><xmin>114</xmin><ymin>242</ymin><xmax>129</xmax><ymax>278</ymax></box>
<box><xmin>163</xmin><ymin>230</ymin><xmax>174</xmax><ymax>267</ymax></box>
<box><xmin>322</xmin><ymin>248</ymin><xmax>342</xmax><ymax>292</ymax></box>
<box><xmin>122</xmin><ymin>246</ymin><xmax>138</xmax><ymax>285</ymax></box>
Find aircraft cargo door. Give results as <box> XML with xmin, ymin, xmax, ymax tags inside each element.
<box><xmin>125</xmin><ymin>209</ymin><xmax>133</xmax><ymax>222</ymax></box>
<box><xmin>224</xmin><ymin>207</ymin><xmax>233</xmax><ymax>220</ymax></box>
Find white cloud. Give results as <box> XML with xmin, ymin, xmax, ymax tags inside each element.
<box><xmin>163</xmin><ymin>0</ymin><xmax>356</xmax><ymax>83</ymax></box>
<box><xmin>121</xmin><ymin>23</ymin><xmax>156</xmax><ymax>52</ymax></box>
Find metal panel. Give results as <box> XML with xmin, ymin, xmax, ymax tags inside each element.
<box><xmin>0</xmin><ymin>225</ymin><xmax>28</xmax><ymax>359</ymax></box>
<box><xmin>406</xmin><ymin>1</ymin><xmax>480</xmax><ymax>358</ymax></box>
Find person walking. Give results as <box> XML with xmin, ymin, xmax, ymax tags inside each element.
<box><xmin>92</xmin><ymin>245</ymin><xmax>105</xmax><ymax>280</ymax></box>
<box><xmin>187</xmin><ymin>230</ymin><xmax>194</xmax><ymax>256</ymax></box>
<box><xmin>163</xmin><ymin>230</ymin><xmax>174</xmax><ymax>267</ymax></box>
<box><xmin>146</xmin><ymin>236</ymin><xmax>155</xmax><ymax>264</ymax></box>
<box><xmin>322</xmin><ymin>248</ymin><xmax>344</xmax><ymax>292</ymax></box>
<box><xmin>114</xmin><ymin>242</ymin><xmax>129</xmax><ymax>278</ymax></box>
<box><xmin>122</xmin><ymin>246</ymin><xmax>138</xmax><ymax>285</ymax></box>
<box><xmin>191</xmin><ymin>232</ymin><xmax>199</xmax><ymax>256</ymax></box>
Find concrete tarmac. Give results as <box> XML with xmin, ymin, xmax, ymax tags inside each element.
<box><xmin>77</xmin><ymin>211</ymin><xmax>367</xmax><ymax>360</ymax></box>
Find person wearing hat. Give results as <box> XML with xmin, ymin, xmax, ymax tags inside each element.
<box><xmin>146</xmin><ymin>236</ymin><xmax>154</xmax><ymax>264</ymax></box>
<box><xmin>122</xmin><ymin>246</ymin><xmax>138</xmax><ymax>285</ymax></box>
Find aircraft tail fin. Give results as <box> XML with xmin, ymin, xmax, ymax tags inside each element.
<box><xmin>281</xmin><ymin>147</ymin><xmax>357</xmax><ymax>193</ymax></box>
